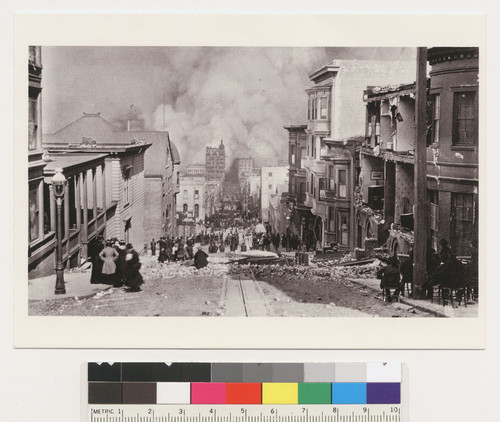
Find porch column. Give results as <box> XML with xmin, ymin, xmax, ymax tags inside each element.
<box><xmin>64</xmin><ymin>181</ymin><xmax>70</xmax><ymax>260</ymax></box>
<box><xmin>92</xmin><ymin>168</ymin><xmax>98</xmax><ymax>220</ymax></box>
<box><xmin>81</xmin><ymin>171</ymin><xmax>89</xmax><ymax>260</ymax></box>
<box><xmin>75</xmin><ymin>174</ymin><xmax>81</xmax><ymax>229</ymax></box>
<box><xmin>37</xmin><ymin>180</ymin><xmax>44</xmax><ymax>239</ymax></box>
<box><xmin>101</xmin><ymin>163</ymin><xmax>106</xmax><ymax>222</ymax></box>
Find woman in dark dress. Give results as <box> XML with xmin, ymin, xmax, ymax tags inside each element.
<box><xmin>123</xmin><ymin>243</ymin><xmax>144</xmax><ymax>292</ymax></box>
<box><xmin>89</xmin><ymin>236</ymin><xmax>104</xmax><ymax>284</ymax></box>
<box><xmin>194</xmin><ymin>246</ymin><xmax>209</xmax><ymax>269</ymax></box>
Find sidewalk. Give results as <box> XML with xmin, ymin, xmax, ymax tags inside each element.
<box><xmin>349</xmin><ymin>277</ymin><xmax>478</xmax><ymax>317</ymax></box>
<box><xmin>28</xmin><ymin>270</ymin><xmax>111</xmax><ymax>301</ymax></box>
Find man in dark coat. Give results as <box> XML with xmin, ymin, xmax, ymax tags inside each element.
<box><xmin>113</xmin><ymin>240</ymin><xmax>127</xmax><ymax>287</ymax></box>
<box><xmin>150</xmin><ymin>238</ymin><xmax>156</xmax><ymax>256</ymax></box>
<box><xmin>399</xmin><ymin>249</ymin><xmax>413</xmax><ymax>297</ymax></box>
<box><xmin>194</xmin><ymin>246</ymin><xmax>209</xmax><ymax>269</ymax></box>
<box><xmin>123</xmin><ymin>243</ymin><xmax>144</xmax><ymax>292</ymax></box>
<box><xmin>377</xmin><ymin>255</ymin><xmax>401</xmax><ymax>302</ymax></box>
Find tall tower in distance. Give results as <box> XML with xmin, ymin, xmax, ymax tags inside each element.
<box><xmin>205</xmin><ymin>140</ymin><xmax>225</xmax><ymax>182</ymax></box>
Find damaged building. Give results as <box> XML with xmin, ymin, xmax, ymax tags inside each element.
<box><xmin>295</xmin><ymin>59</ymin><xmax>415</xmax><ymax>251</ymax></box>
<box><xmin>356</xmin><ymin>47</ymin><xmax>479</xmax><ymax>257</ymax></box>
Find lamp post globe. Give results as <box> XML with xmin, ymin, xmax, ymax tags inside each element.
<box><xmin>52</xmin><ymin>168</ymin><xmax>67</xmax><ymax>295</ymax></box>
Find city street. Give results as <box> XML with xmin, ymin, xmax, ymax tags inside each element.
<box><xmin>29</xmin><ymin>254</ymin><xmax>431</xmax><ymax>317</ymax></box>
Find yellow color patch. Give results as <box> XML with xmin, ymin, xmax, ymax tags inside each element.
<box><xmin>262</xmin><ymin>383</ymin><xmax>298</xmax><ymax>404</ymax></box>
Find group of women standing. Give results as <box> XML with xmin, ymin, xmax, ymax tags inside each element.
<box><xmin>88</xmin><ymin>236</ymin><xmax>144</xmax><ymax>292</ymax></box>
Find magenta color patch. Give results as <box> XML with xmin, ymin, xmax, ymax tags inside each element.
<box><xmin>191</xmin><ymin>383</ymin><xmax>227</xmax><ymax>404</ymax></box>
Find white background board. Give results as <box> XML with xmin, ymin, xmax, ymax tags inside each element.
<box><xmin>2</xmin><ymin>2</ymin><xmax>499</xmax><ymax>421</ymax></box>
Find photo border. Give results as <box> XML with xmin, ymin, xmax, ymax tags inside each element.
<box><xmin>14</xmin><ymin>13</ymin><xmax>486</xmax><ymax>349</ymax></box>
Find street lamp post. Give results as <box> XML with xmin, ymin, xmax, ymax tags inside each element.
<box><xmin>52</xmin><ymin>168</ymin><xmax>67</xmax><ymax>295</ymax></box>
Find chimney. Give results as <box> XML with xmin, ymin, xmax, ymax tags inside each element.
<box><xmin>127</xmin><ymin>120</ymin><xmax>130</xmax><ymax>131</ymax></box>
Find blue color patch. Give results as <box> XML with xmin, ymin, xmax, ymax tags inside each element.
<box><xmin>331</xmin><ymin>383</ymin><xmax>367</xmax><ymax>404</ymax></box>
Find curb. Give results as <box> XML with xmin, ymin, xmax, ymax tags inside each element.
<box><xmin>29</xmin><ymin>285</ymin><xmax>112</xmax><ymax>302</ymax></box>
<box><xmin>348</xmin><ymin>278</ymin><xmax>447</xmax><ymax>318</ymax></box>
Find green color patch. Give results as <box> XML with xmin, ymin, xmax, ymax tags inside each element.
<box><xmin>298</xmin><ymin>383</ymin><xmax>332</xmax><ymax>404</ymax></box>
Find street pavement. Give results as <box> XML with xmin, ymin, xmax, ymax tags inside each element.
<box><xmin>28</xmin><ymin>270</ymin><xmax>111</xmax><ymax>301</ymax></box>
<box><xmin>348</xmin><ymin>277</ymin><xmax>478</xmax><ymax>317</ymax></box>
<box><xmin>27</xmin><ymin>252</ymin><xmax>478</xmax><ymax>317</ymax></box>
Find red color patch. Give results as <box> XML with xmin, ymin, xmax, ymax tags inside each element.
<box><xmin>226</xmin><ymin>383</ymin><xmax>262</xmax><ymax>404</ymax></box>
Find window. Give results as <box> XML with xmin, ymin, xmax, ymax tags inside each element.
<box><xmin>307</xmin><ymin>99</ymin><xmax>311</xmax><ymax>120</ymax></box>
<box><xmin>428</xmin><ymin>190</ymin><xmax>439</xmax><ymax>250</ymax></box>
<box><xmin>268</xmin><ymin>172</ymin><xmax>272</xmax><ymax>177</ymax></box>
<box><xmin>451</xmin><ymin>193</ymin><xmax>476</xmax><ymax>255</ymax></box>
<box><xmin>338</xmin><ymin>214</ymin><xmax>349</xmax><ymax>246</ymax></box>
<box><xmin>328</xmin><ymin>166</ymin><xmax>335</xmax><ymax>192</ymax></box>
<box><xmin>194</xmin><ymin>204</ymin><xmax>199</xmax><ymax>218</ymax></box>
<box><xmin>337</xmin><ymin>169</ymin><xmax>347</xmax><ymax>198</ymax></box>
<box><xmin>328</xmin><ymin>207</ymin><xmax>335</xmax><ymax>232</ymax></box>
<box><xmin>29</xmin><ymin>184</ymin><xmax>40</xmax><ymax>242</ymax></box>
<box><xmin>268</xmin><ymin>184</ymin><xmax>273</xmax><ymax>190</ymax></box>
<box><xmin>123</xmin><ymin>167</ymin><xmax>132</xmax><ymax>205</ymax></box>
<box><xmin>430</xmin><ymin>94</ymin><xmax>440</xmax><ymax>145</ymax></box>
<box><xmin>183</xmin><ymin>189</ymin><xmax>188</xmax><ymax>199</ymax></box>
<box><xmin>194</xmin><ymin>189</ymin><xmax>199</xmax><ymax>200</ymax></box>
<box><xmin>183</xmin><ymin>203</ymin><xmax>188</xmax><ymax>213</ymax></box>
<box><xmin>320</xmin><ymin>96</ymin><xmax>328</xmax><ymax>119</ymax></box>
<box><xmin>453</xmin><ymin>91</ymin><xmax>477</xmax><ymax>146</ymax></box>
<box><xmin>311</xmin><ymin>136</ymin><xmax>317</xmax><ymax>159</ymax></box>
<box><xmin>318</xmin><ymin>177</ymin><xmax>326</xmax><ymax>200</ymax></box>
<box><xmin>28</xmin><ymin>98</ymin><xmax>38</xmax><ymax>150</ymax></box>
<box><xmin>28</xmin><ymin>46</ymin><xmax>41</xmax><ymax>67</ymax></box>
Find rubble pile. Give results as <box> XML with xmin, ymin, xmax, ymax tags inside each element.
<box><xmin>331</xmin><ymin>259</ymin><xmax>381</xmax><ymax>280</ymax></box>
<box><xmin>228</xmin><ymin>259</ymin><xmax>381</xmax><ymax>283</ymax></box>
<box><xmin>141</xmin><ymin>260</ymin><xmax>229</xmax><ymax>280</ymax></box>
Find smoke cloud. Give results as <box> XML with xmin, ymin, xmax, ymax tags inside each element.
<box><xmin>42</xmin><ymin>47</ymin><xmax>415</xmax><ymax>168</ymax></box>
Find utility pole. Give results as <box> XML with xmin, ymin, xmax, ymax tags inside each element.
<box><xmin>413</xmin><ymin>47</ymin><xmax>428</xmax><ymax>299</ymax></box>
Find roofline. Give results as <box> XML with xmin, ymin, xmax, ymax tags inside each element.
<box><xmin>43</xmin><ymin>143</ymin><xmax>152</xmax><ymax>154</ymax></box>
<box><xmin>43</xmin><ymin>154</ymin><xmax>108</xmax><ymax>176</ymax></box>
<box><xmin>308</xmin><ymin>64</ymin><xmax>340</xmax><ymax>84</ymax></box>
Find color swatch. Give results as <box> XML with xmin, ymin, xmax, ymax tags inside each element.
<box><xmin>88</xmin><ymin>362</ymin><xmax>401</xmax><ymax>405</ymax></box>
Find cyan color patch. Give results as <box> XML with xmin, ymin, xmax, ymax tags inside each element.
<box><xmin>331</xmin><ymin>383</ymin><xmax>367</xmax><ymax>404</ymax></box>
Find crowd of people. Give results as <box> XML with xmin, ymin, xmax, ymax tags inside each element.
<box><xmin>377</xmin><ymin>238</ymin><xmax>478</xmax><ymax>303</ymax></box>
<box><xmin>88</xmin><ymin>236</ymin><xmax>144</xmax><ymax>292</ymax></box>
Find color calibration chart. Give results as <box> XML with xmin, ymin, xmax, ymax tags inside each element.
<box><xmin>86</xmin><ymin>362</ymin><xmax>406</xmax><ymax>422</ymax></box>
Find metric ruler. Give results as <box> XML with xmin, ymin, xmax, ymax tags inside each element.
<box><xmin>84</xmin><ymin>363</ymin><xmax>407</xmax><ymax>422</ymax></box>
<box><xmin>88</xmin><ymin>404</ymin><xmax>403</xmax><ymax>422</ymax></box>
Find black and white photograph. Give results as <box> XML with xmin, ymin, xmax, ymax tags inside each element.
<box><xmin>15</xmin><ymin>13</ymin><xmax>485</xmax><ymax>349</ymax></box>
<box><xmin>26</xmin><ymin>45</ymin><xmax>480</xmax><ymax>319</ymax></box>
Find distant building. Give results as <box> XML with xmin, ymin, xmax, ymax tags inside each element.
<box><xmin>142</xmin><ymin>131</ymin><xmax>181</xmax><ymax>241</ymax></box>
<box><xmin>236</xmin><ymin>157</ymin><xmax>254</xmax><ymax>179</ymax></box>
<box><xmin>282</xmin><ymin>125</ymin><xmax>308</xmax><ymax>238</ymax></box>
<box><xmin>206</xmin><ymin>140</ymin><xmax>225</xmax><ymax>182</ymax></box>
<box><xmin>261</xmin><ymin>166</ymin><xmax>288</xmax><ymax>223</ymax></box>
<box><xmin>177</xmin><ymin>174</ymin><xmax>206</xmax><ymax>236</ymax></box>
<box><xmin>186</xmin><ymin>163</ymin><xmax>206</xmax><ymax>176</ymax></box>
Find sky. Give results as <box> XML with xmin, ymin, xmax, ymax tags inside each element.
<box><xmin>41</xmin><ymin>46</ymin><xmax>415</xmax><ymax>167</ymax></box>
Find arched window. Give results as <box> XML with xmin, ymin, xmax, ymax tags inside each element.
<box><xmin>194</xmin><ymin>204</ymin><xmax>200</xmax><ymax>218</ymax></box>
<box><xmin>183</xmin><ymin>204</ymin><xmax>188</xmax><ymax>213</ymax></box>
